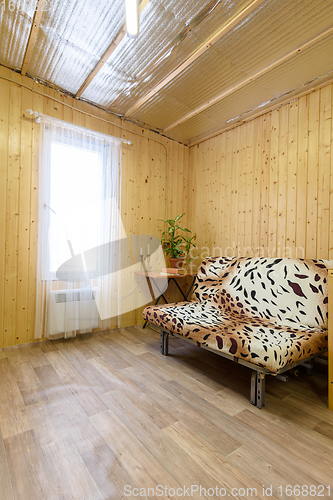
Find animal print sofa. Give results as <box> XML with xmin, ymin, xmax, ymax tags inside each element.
<box><xmin>143</xmin><ymin>257</ymin><xmax>331</xmax><ymax>407</ymax></box>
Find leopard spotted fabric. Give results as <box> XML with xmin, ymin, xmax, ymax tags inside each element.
<box><xmin>143</xmin><ymin>257</ymin><xmax>331</xmax><ymax>372</ymax></box>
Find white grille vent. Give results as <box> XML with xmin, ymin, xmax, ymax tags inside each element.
<box><xmin>49</xmin><ymin>287</ymin><xmax>98</xmax><ymax>335</ymax></box>
<box><xmin>54</xmin><ymin>290</ymin><xmax>96</xmax><ymax>303</ymax></box>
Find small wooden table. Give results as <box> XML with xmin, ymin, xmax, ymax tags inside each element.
<box><xmin>135</xmin><ymin>271</ymin><xmax>197</xmax><ymax>328</ymax></box>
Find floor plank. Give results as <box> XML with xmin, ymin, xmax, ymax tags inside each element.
<box><xmin>0</xmin><ymin>426</ymin><xmax>14</xmax><ymax>500</ymax></box>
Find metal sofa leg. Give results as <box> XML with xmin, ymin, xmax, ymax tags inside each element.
<box><xmin>160</xmin><ymin>330</ymin><xmax>165</xmax><ymax>354</ymax></box>
<box><xmin>256</xmin><ymin>372</ymin><xmax>265</xmax><ymax>408</ymax></box>
<box><xmin>250</xmin><ymin>370</ymin><xmax>257</xmax><ymax>405</ymax></box>
<box><xmin>160</xmin><ymin>330</ymin><xmax>169</xmax><ymax>356</ymax></box>
<box><xmin>301</xmin><ymin>360</ymin><xmax>313</xmax><ymax>376</ymax></box>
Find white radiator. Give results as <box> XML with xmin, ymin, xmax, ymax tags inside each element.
<box><xmin>49</xmin><ymin>287</ymin><xmax>99</xmax><ymax>335</ymax></box>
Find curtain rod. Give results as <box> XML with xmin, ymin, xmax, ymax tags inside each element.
<box><xmin>26</xmin><ymin>109</ymin><xmax>132</xmax><ymax>145</ymax></box>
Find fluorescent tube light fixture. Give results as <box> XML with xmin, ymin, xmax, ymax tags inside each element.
<box><xmin>125</xmin><ymin>0</ymin><xmax>139</xmax><ymax>38</ymax></box>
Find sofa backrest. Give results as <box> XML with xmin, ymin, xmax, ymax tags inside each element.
<box><xmin>192</xmin><ymin>257</ymin><xmax>332</xmax><ymax>329</ymax></box>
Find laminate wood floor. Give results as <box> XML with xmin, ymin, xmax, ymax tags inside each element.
<box><xmin>0</xmin><ymin>326</ymin><xmax>332</xmax><ymax>500</ymax></box>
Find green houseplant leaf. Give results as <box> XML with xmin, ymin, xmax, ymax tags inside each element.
<box><xmin>158</xmin><ymin>213</ymin><xmax>196</xmax><ymax>261</ymax></box>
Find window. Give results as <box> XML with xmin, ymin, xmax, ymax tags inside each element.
<box><xmin>46</xmin><ymin>135</ymin><xmax>108</xmax><ymax>278</ymax></box>
<box><xmin>35</xmin><ymin>115</ymin><xmax>122</xmax><ymax>339</ymax></box>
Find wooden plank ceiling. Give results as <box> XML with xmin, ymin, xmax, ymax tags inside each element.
<box><xmin>0</xmin><ymin>0</ymin><xmax>333</xmax><ymax>145</ymax></box>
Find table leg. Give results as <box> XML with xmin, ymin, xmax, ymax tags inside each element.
<box><xmin>143</xmin><ymin>277</ymin><xmax>170</xmax><ymax>329</ymax></box>
<box><xmin>185</xmin><ymin>276</ymin><xmax>196</xmax><ymax>300</ymax></box>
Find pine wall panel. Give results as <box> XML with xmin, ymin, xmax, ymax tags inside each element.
<box><xmin>188</xmin><ymin>83</ymin><xmax>333</xmax><ymax>267</ymax></box>
<box><xmin>0</xmin><ymin>66</ymin><xmax>189</xmax><ymax>348</ymax></box>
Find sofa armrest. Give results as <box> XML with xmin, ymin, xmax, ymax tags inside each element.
<box><xmin>329</xmin><ymin>270</ymin><xmax>333</xmax><ymax>411</ymax></box>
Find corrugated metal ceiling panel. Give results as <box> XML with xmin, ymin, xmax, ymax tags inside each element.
<box><xmin>166</xmin><ymin>79</ymin><xmax>273</xmax><ymax>143</ymax></box>
<box><xmin>130</xmin><ymin>0</ymin><xmax>333</xmax><ymax>130</ymax></box>
<box><xmin>0</xmin><ymin>0</ymin><xmax>37</xmax><ymax>70</ymax></box>
<box><xmin>166</xmin><ymin>36</ymin><xmax>333</xmax><ymax>143</ymax></box>
<box><xmin>1</xmin><ymin>0</ymin><xmax>332</xmax><ymax>144</ymax></box>
<box><xmin>82</xmin><ymin>0</ymin><xmax>254</xmax><ymax>112</ymax></box>
<box><xmin>26</xmin><ymin>0</ymin><xmax>125</xmax><ymax>94</ymax></box>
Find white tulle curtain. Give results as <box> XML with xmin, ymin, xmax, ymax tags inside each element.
<box><xmin>35</xmin><ymin>116</ymin><xmax>122</xmax><ymax>339</ymax></box>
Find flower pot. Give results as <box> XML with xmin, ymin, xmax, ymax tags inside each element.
<box><xmin>169</xmin><ymin>257</ymin><xmax>185</xmax><ymax>269</ymax></box>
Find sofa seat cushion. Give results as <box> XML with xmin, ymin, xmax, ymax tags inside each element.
<box><xmin>143</xmin><ymin>301</ymin><xmax>328</xmax><ymax>372</ymax></box>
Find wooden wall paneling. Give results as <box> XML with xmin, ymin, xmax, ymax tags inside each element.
<box><xmin>191</xmin><ymin>144</ymin><xmax>201</xmax><ymax>260</ymax></box>
<box><xmin>166</xmin><ymin>138</ymin><xmax>175</xmax><ymax>223</ymax></box>
<box><xmin>183</xmin><ymin>144</ymin><xmax>190</xmax><ymax>225</ymax></box>
<box><xmin>208</xmin><ymin>137</ymin><xmax>215</xmax><ymax>250</ymax></box>
<box><xmin>50</xmin><ymin>98</ymin><xmax>67</xmax><ymax>297</ymax></box>
<box><xmin>192</xmin><ymin>143</ymin><xmax>203</xmax><ymax>259</ymax></box>
<box><xmin>209</xmin><ymin>140</ymin><xmax>215</xmax><ymax>251</ymax></box>
<box><xmin>121</xmin><ymin>127</ymin><xmax>140</xmax><ymax>329</ymax></box>
<box><xmin>148</xmin><ymin>137</ymin><xmax>156</xmax><ymax>225</ymax></box>
<box><xmin>208</xmin><ymin>141</ymin><xmax>215</xmax><ymax>250</ymax></box>
<box><xmin>331</xmin><ymin>85</ymin><xmax>333</xmax><ymax>260</ymax></box>
<box><xmin>216</xmin><ymin>135</ymin><xmax>223</xmax><ymax>251</ymax></box>
<box><xmin>317</xmin><ymin>85</ymin><xmax>331</xmax><ymax>259</ymax></box>
<box><xmin>166</xmin><ymin>140</ymin><xmax>188</xmax><ymax>299</ymax></box>
<box><xmin>187</xmin><ymin>82</ymin><xmax>332</xmax><ymax>268</ymax></box>
<box><xmin>231</xmin><ymin>128</ymin><xmax>240</xmax><ymax>255</ymax></box>
<box><xmin>225</xmin><ymin>130</ymin><xmax>233</xmax><ymax>256</ymax></box>
<box><xmin>295</xmin><ymin>95</ymin><xmax>309</xmax><ymax>259</ymax></box>
<box><xmin>217</xmin><ymin>134</ymin><xmax>224</xmax><ymax>253</ymax></box>
<box><xmin>174</xmin><ymin>140</ymin><xmax>183</xmax><ymax>221</ymax></box>
<box><xmin>218</xmin><ymin>133</ymin><xmax>227</xmax><ymax>256</ymax></box>
<box><xmin>199</xmin><ymin>143</ymin><xmax>208</xmax><ymax>252</ymax></box>
<box><xmin>210</xmin><ymin>137</ymin><xmax>217</xmax><ymax>252</ymax></box>
<box><xmin>238</xmin><ymin>124</ymin><xmax>246</xmax><ymax>255</ymax></box>
<box><xmin>187</xmin><ymin>145</ymin><xmax>195</xmax><ymax>255</ymax></box>
<box><xmin>16</xmin><ymin>89</ymin><xmax>33</xmax><ymax>345</ymax></box>
<box><xmin>195</xmin><ymin>144</ymin><xmax>207</xmax><ymax>252</ymax></box>
<box><xmin>62</xmin><ymin>94</ymin><xmax>73</xmax><ymax>124</ymax></box>
<box><xmin>5</xmin><ymin>71</ymin><xmax>333</xmax><ymax>346</ymax></box>
<box><xmin>0</xmin><ymin>78</ymin><xmax>10</xmax><ymax>349</ymax></box>
<box><xmin>205</xmin><ymin>142</ymin><xmax>212</xmax><ymax>249</ymax></box>
<box><xmin>118</xmin><ymin>125</ymin><xmax>133</xmax><ymax>329</ymax></box>
<box><xmin>135</xmin><ymin>133</ymin><xmax>152</xmax><ymax>326</ymax></box>
<box><xmin>27</xmin><ymin>90</ymin><xmax>43</xmax><ymax>343</ymax></box>
<box><xmin>209</xmin><ymin>139</ymin><xmax>217</xmax><ymax>255</ymax></box>
<box><xmin>182</xmin><ymin>144</ymin><xmax>190</xmax><ymax>263</ymax></box>
<box><xmin>43</xmin><ymin>94</ymin><xmax>54</xmax><ymax>121</ymax></box>
<box><xmin>132</xmin><ymin>129</ymin><xmax>146</xmax><ymax>326</ymax></box>
<box><xmin>122</xmin><ymin>124</ymin><xmax>136</xmax><ymax>236</ymax></box>
<box><xmin>307</xmin><ymin>91</ymin><xmax>320</xmax><ymax>258</ymax></box>
<box><xmin>187</xmin><ymin>82</ymin><xmax>332</xmax><ymax>264</ymax></box>
<box><xmin>202</xmin><ymin>144</ymin><xmax>210</xmax><ymax>251</ymax></box>
<box><xmin>50</xmin><ymin>95</ymin><xmax>64</xmax><ymax>121</ymax></box>
<box><xmin>245</xmin><ymin>121</ymin><xmax>254</xmax><ymax>256</ymax></box>
<box><xmin>175</xmin><ymin>141</ymin><xmax>184</xmax><ymax>222</ymax></box>
<box><xmin>259</xmin><ymin>114</ymin><xmax>270</xmax><ymax>256</ymax></box>
<box><xmin>268</xmin><ymin>109</ymin><xmax>279</xmax><ymax>257</ymax></box>
<box><xmin>156</xmin><ymin>137</ymin><xmax>164</xmax><ymax>227</ymax></box>
<box><xmin>286</xmin><ymin>101</ymin><xmax>298</xmax><ymax>256</ymax></box>
<box><xmin>277</xmin><ymin>104</ymin><xmax>288</xmax><ymax>257</ymax></box>
<box><xmin>4</xmin><ymin>82</ymin><xmax>22</xmax><ymax>346</ymax></box>
<box><xmin>328</xmin><ymin>269</ymin><xmax>333</xmax><ymax>411</ymax></box>
<box><xmin>0</xmin><ymin>68</ymin><xmax>190</xmax><ymax>346</ymax></box>
<box><xmin>139</xmin><ymin>131</ymin><xmax>148</xmax><ymax>230</ymax></box>
<box><xmin>252</xmin><ymin>116</ymin><xmax>262</xmax><ymax>255</ymax></box>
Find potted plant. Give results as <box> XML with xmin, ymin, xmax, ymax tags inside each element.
<box><xmin>159</xmin><ymin>213</ymin><xmax>196</xmax><ymax>268</ymax></box>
